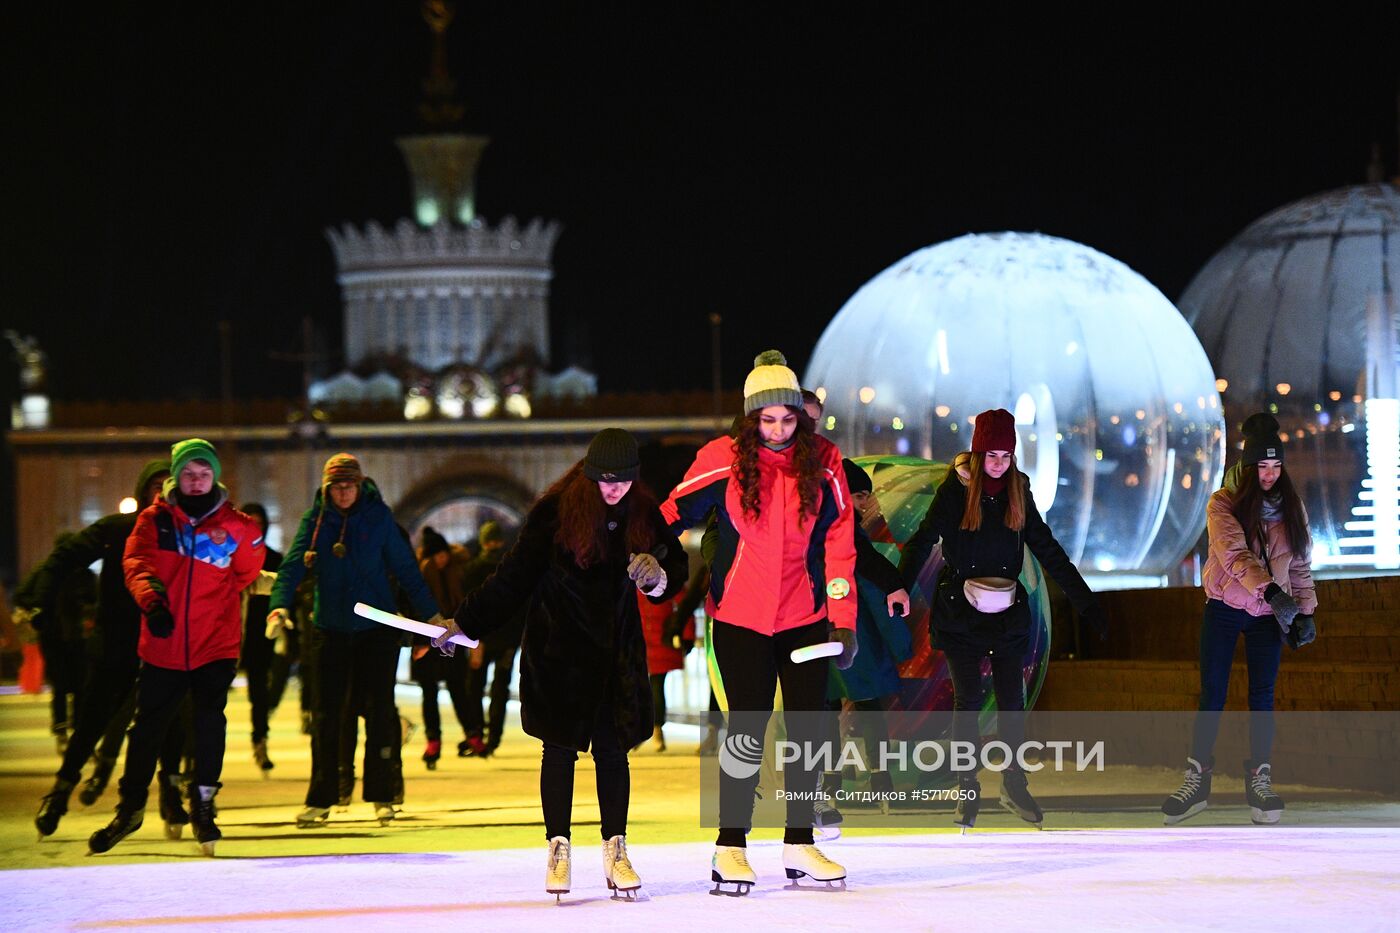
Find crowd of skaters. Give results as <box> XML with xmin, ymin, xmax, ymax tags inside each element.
<box><xmin>7</xmin><ymin>347</ymin><xmax>1317</xmax><ymax>899</ymax></box>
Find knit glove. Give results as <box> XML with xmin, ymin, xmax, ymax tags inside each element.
<box><xmin>627</xmin><ymin>552</ymin><xmax>665</xmax><ymax>592</ymax></box>
<box><xmin>145</xmin><ymin>604</ymin><xmax>175</xmax><ymax>639</ymax></box>
<box><xmin>431</xmin><ymin>617</ymin><xmax>467</xmax><ymax>657</ymax></box>
<box><xmin>265</xmin><ymin>608</ymin><xmax>293</xmax><ymax>640</ymax></box>
<box><xmin>1286</xmin><ymin>614</ymin><xmax>1317</xmax><ymax>649</ymax></box>
<box><xmin>829</xmin><ymin>625</ymin><xmax>858</xmax><ymax>671</ymax></box>
<box><xmin>1264</xmin><ymin>583</ymin><xmax>1300</xmax><ymax>632</ymax></box>
<box><xmin>1079</xmin><ymin>603</ymin><xmax>1109</xmax><ymax>641</ymax></box>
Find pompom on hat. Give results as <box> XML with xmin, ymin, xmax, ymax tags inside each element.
<box><xmin>743</xmin><ymin>350</ymin><xmax>803</xmax><ymax>415</ymax></box>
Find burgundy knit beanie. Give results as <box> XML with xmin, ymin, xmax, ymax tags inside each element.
<box><xmin>970</xmin><ymin>409</ymin><xmax>1017</xmax><ymax>454</ymax></box>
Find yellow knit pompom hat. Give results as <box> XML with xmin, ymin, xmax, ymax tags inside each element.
<box><xmin>743</xmin><ymin>350</ymin><xmax>803</xmax><ymax>414</ymax></box>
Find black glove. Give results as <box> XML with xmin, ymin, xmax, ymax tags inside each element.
<box><xmin>1263</xmin><ymin>583</ymin><xmax>1300</xmax><ymax>632</ymax></box>
<box><xmin>145</xmin><ymin>604</ymin><xmax>175</xmax><ymax>639</ymax></box>
<box><xmin>1080</xmin><ymin>603</ymin><xmax>1109</xmax><ymax>642</ymax></box>
<box><xmin>1287</xmin><ymin>614</ymin><xmax>1316</xmax><ymax>649</ymax></box>
<box><xmin>830</xmin><ymin>626</ymin><xmax>858</xmax><ymax>671</ymax></box>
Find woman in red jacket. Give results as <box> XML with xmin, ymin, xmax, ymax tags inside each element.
<box><xmin>662</xmin><ymin>350</ymin><xmax>857</xmax><ymax>895</ymax></box>
<box><xmin>90</xmin><ymin>438</ymin><xmax>264</xmax><ymax>856</ymax></box>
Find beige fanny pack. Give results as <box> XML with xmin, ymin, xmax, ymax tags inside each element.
<box><xmin>963</xmin><ymin>577</ymin><xmax>1017</xmax><ymax>613</ymax></box>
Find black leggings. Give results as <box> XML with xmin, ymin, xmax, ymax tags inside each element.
<box><xmin>540</xmin><ymin>703</ymin><xmax>629</xmax><ymax>840</ymax></box>
<box><xmin>944</xmin><ymin>646</ymin><xmax>1026</xmax><ymax>776</ymax></box>
<box><xmin>649</xmin><ymin>673</ymin><xmax>668</xmax><ymax>727</ymax></box>
<box><xmin>712</xmin><ymin>618</ymin><xmax>829</xmax><ymax>847</ymax></box>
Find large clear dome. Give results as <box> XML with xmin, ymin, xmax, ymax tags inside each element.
<box><xmin>1180</xmin><ymin>183</ymin><xmax>1400</xmax><ymax>571</ymax></box>
<box><xmin>806</xmin><ymin>232</ymin><xmax>1226</xmax><ymax>581</ymax></box>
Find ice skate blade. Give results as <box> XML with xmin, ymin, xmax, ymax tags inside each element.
<box><xmin>607</xmin><ymin>882</ymin><xmax>641</xmax><ymax>901</ymax></box>
<box><xmin>783</xmin><ymin>875</ymin><xmax>847</xmax><ymax>891</ymax></box>
<box><xmin>1163</xmin><ymin>801</ymin><xmax>1208</xmax><ymax>826</ymax></box>
<box><xmin>1250</xmin><ymin>808</ymin><xmax>1282</xmax><ymax>825</ymax></box>
<box><xmin>165</xmin><ymin>823</ymin><xmax>183</xmax><ymax>840</ymax></box>
<box><xmin>999</xmin><ymin>798</ymin><xmax>1043</xmax><ymax>826</ymax></box>
<box><xmin>814</xmin><ymin>824</ymin><xmax>842</xmax><ymax>842</ymax></box>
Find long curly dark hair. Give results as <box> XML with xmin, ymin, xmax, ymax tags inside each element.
<box><xmin>1230</xmin><ymin>463</ymin><xmax>1310</xmax><ymax>559</ymax></box>
<box><xmin>545</xmin><ymin>461</ymin><xmax>657</xmax><ymax>569</ymax></box>
<box><xmin>733</xmin><ymin>406</ymin><xmax>823</xmax><ymax>525</ymax></box>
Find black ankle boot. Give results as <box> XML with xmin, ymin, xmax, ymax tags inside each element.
<box><xmin>79</xmin><ymin>755</ymin><xmax>117</xmax><ymax>806</ymax></box>
<box><xmin>36</xmin><ymin>778</ymin><xmax>76</xmax><ymax>838</ymax></box>
<box><xmin>88</xmin><ymin>802</ymin><xmax>145</xmax><ymax>854</ymax></box>
<box><xmin>953</xmin><ymin>775</ymin><xmax>981</xmax><ymax>831</ymax></box>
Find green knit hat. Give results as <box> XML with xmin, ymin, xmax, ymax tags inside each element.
<box><xmin>743</xmin><ymin>350</ymin><xmax>803</xmax><ymax>414</ymax></box>
<box><xmin>170</xmin><ymin>438</ymin><xmax>221</xmax><ymax>484</ymax></box>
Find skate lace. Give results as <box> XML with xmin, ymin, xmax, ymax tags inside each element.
<box><xmin>1250</xmin><ymin>767</ymin><xmax>1278</xmax><ymax>800</ymax></box>
<box><xmin>723</xmin><ymin>847</ymin><xmax>753</xmax><ymax>871</ymax></box>
<box><xmin>1169</xmin><ymin>768</ymin><xmax>1202</xmax><ymax>801</ymax></box>
<box><xmin>548</xmin><ymin>839</ymin><xmax>570</xmax><ymax>873</ymax></box>
<box><xmin>797</xmin><ymin>844</ymin><xmax>835</xmax><ymax>868</ymax></box>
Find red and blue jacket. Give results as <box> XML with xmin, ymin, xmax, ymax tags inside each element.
<box><xmin>123</xmin><ymin>491</ymin><xmax>264</xmax><ymax>670</ymax></box>
<box><xmin>661</xmin><ymin>434</ymin><xmax>857</xmax><ymax>634</ymax></box>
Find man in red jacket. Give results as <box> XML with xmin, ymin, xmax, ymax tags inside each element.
<box><xmin>89</xmin><ymin>438</ymin><xmax>264</xmax><ymax>856</ymax></box>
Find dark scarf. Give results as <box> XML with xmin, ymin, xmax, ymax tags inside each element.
<box><xmin>981</xmin><ymin>472</ymin><xmax>1008</xmax><ymax>496</ymax></box>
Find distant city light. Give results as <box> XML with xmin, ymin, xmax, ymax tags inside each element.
<box><xmin>858</xmin><ymin>386</ymin><xmax>876</xmax><ymax>404</ymax></box>
<box><xmin>1215</xmin><ymin>378</ymin><xmax>1229</xmax><ymax>392</ymax></box>
<box><xmin>1275</xmin><ymin>383</ymin><xmax>1292</xmax><ymax>396</ymax></box>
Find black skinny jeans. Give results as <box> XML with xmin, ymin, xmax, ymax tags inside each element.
<box><xmin>117</xmin><ymin>658</ymin><xmax>237</xmax><ymax>808</ymax></box>
<box><xmin>242</xmin><ymin>610</ymin><xmax>276</xmax><ymax>743</ymax></box>
<box><xmin>1190</xmin><ymin>599</ymin><xmax>1283</xmax><ymax>765</ymax></box>
<box><xmin>415</xmin><ymin>651</ymin><xmax>471</xmax><ymax>743</ymax></box>
<box><xmin>540</xmin><ymin>702</ymin><xmax>630</xmax><ymax>841</ymax></box>
<box><xmin>712</xmin><ymin>618</ymin><xmax>829</xmax><ymax>847</ymax></box>
<box><xmin>944</xmin><ymin>646</ymin><xmax>1027</xmax><ymax>777</ymax></box>
<box><xmin>57</xmin><ymin>640</ymin><xmax>179</xmax><ymax>785</ymax></box>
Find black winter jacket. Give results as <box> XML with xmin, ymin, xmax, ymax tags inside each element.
<box><xmin>900</xmin><ymin>471</ymin><xmax>1095</xmax><ymax>653</ymax></box>
<box><xmin>452</xmin><ymin>493</ymin><xmax>687</xmax><ymax>751</ymax></box>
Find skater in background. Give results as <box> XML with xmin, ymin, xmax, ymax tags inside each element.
<box><xmin>459</xmin><ymin>521</ymin><xmax>525</xmax><ymax>758</ymax></box>
<box><xmin>267</xmin><ymin>453</ymin><xmax>440</xmax><ymax>828</ymax></box>
<box><xmin>1162</xmin><ymin>412</ymin><xmax>1316</xmax><ymax>826</ymax></box>
<box><xmin>411</xmin><ymin>526</ymin><xmax>473</xmax><ymax>769</ymax></box>
<box><xmin>662</xmin><ymin>351</ymin><xmax>857</xmax><ymax>894</ymax></box>
<box><xmin>817</xmin><ymin>459</ymin><xmax>912</xmax><ymax>832</ymax></box>
<box><xmin>638</xmin><ymin>580</ymin><xmax>693</xmax><ymax>753</ymax></box>
<box><xmin>26</xmin><ymin>461</ymin><xmax>173</xmax><ymax>838</ymax></box>
<box><xmin>18</xmin><ymin>531</ymin><xmax>96</xmax><ymax>755</ymax></box>
<box><xmin>900</xmin><ymin>409</ymin><xmax>1105</xmax><ymax>831</ymax></box>
<box><xmin>91</xmin><ymin>439</ymin><xmax>265</xmax><ymax>856</ymax></box>
<box><xmin>433</xmin><ymin>429</ymin><xmax>687</xmax><ymax>901</ymax></box>
<box><xmin>238</xmin><ymin>503</ymin><xmax>283</xmax><ymax>776</ymax></box>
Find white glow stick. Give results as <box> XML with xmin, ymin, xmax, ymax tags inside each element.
<box><xmin>353</xmin><ymin>602</ymin><xmax>479</xmax><ymax>648</ymax></box>
<box><xmin>790</xmin><ymin>641</ymin><xmax>843</xmax><ymax>664</ymax></box>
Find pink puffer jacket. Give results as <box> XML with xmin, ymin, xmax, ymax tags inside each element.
<box><xmin>1201</xmin><ymin>488</ymin><xmax>1316</xmax><ymax>617</ymax></box>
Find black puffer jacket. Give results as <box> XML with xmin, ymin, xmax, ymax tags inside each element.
<box><xmin>900</xmin><ymin>471</ymin><xmax>1096</xmax><ymax>653</ymax></box>
<box><xmin>452</xmin><ymin>493</ymin><xmax>687</xmax><ymax>751</ymax></box>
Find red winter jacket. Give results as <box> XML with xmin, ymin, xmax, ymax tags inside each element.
<box><xmin>638</xmin><ymin>590</ymin><xmax>695</xmax><ymax>675</ymax></box>
<box><xmin>661</xmin><ymin>434</ymin><xmax>857</xmax><ymax>634</ymax></box>
<box><xmin>123</xmin><ymin>492</ymin><xmax>265</xmax><ymax>670</ymax></box>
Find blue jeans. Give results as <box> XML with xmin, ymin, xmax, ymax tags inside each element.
<box><xmin>1190</xmin><ymin>599</ymin><xmax>1283</xmax><ymax>765</ymax></box>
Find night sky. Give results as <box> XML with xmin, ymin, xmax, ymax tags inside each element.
<box><xmin>4</xmin><ymin>8</ymin><xmax>1399</xmax><ymax>405</ymax></box>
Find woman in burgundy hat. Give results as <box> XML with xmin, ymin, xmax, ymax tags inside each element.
<box><xmin>900</xmin><ymin>408</ymin><xmax>1105</xmax><ymax>831</ymax></box>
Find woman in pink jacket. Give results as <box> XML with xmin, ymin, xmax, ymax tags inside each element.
<box><xmin>1162</xmin><ymin>413</ymin><xmax>1316</xmax><ymax>827</ymax></box>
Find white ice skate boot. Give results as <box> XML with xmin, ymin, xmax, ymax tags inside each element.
<box><xmin>373</xmin><ymin>802</ymin><xmax>397</xmax><ymax>826</ymax></box>
<box><xmin>546</xmin><ymin>836</ymin><xmax>571</xmax><ymax>902</ymax></box>
<box><xmin>603</xmin><ymin>834</ymin><xmax>641</xmax><ymax>900</ymax></box>
<box><xmin>295</xmin><ymin>805</ymin><xmax>330</xmax><ymax>829</ymax></box>
<box><xmin>710</xmin><ymin>845</ymin><xmax>756</xmax><ymax>896</ymax></box>
<box><xmin>783</xmin><ymin>843</ymin><xmax>846</xmax><ymax>890</ymax></box>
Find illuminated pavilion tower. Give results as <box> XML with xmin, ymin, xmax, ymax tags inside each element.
<box><xmin>326</xmin><ymin>1</ymin><xmax>561</xmax><ymax>376</ymax></box>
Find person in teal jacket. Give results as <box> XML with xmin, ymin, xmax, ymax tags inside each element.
<box><xmin>267</xmin><ymin>453</ymin><xmax>441</xmax><ymax>827</ymax></box>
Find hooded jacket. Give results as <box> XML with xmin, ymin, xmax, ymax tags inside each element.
<box><xmin>660</xmin><ymin>433</ymin><xmax>857</xmax><ymax>634</ymax></box>
<box><xmin>270</xmin><ymin>478</ymin><xmax>437</xmax><ymax>632</ymax></box>
<box><xmin>123</xmin><ymin>486</ymin><xmax>265</xmax><ymax>670</ymax></box>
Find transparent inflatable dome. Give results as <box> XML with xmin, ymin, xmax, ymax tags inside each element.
<box><xmin>1180</xmin><ymin>183</ymin><xmax>1400</xmax><ymax>571</ymax></box>
<box><xmin>806</xmin><ymin>232</ymin><xmax>1226</xmax><ymax>580</ymax></box>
